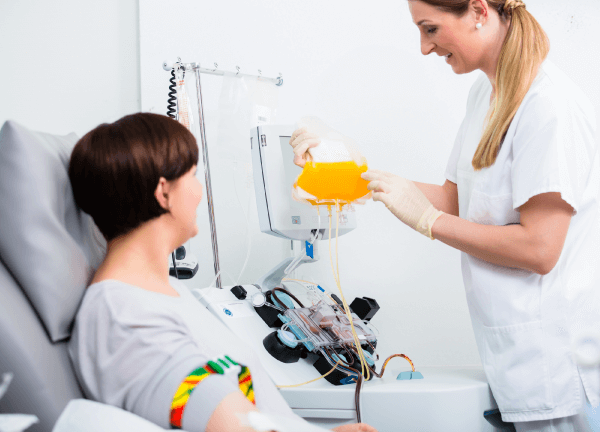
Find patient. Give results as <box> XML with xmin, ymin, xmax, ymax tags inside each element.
<box><xmin>67</xmin><ymin>113</ymin><xmax>377</xmax><ymax>432</ymax></box>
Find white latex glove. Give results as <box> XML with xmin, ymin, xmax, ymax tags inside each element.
<box><xmin>289</xmin><ymin>127</ymin><xmax>321</xmax><ymax>167</ymax></box>
<box><xmin>362</xmin><ymin>169</ymin><xmax>444</xmax><ymax>239</ymax></box>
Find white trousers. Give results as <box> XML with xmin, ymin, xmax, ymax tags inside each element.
<box><xmin>513</xmin><ymin>377</ymin><xmax>594</xmax><ymax>432</ymax></box>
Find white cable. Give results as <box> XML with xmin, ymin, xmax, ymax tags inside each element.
<box><xmin>281</xmin><ymin>279</ymin><xmax>307</xmax><ymax>291</ymax></box>
<box><xmin>317</xmin><ymin>207</ymin><xmax>322</xmax><ymax>239</ymax></box>
<box><xmin>282</xmin><ymin>279</ymin><xmax>325</xmax><ymax>306</ymax></box>
<box><xmin>364</xmin><ymin>320</ymin><xmax>380</xmax><ymax>336</ymax></box>
<box><xmin>284</xmin><ymin>253</ymin><xmax>305</xmax><ymax>276</ymax></box>
<box><xmin>208</xmin><ymin>269</ymin><xmax>237</xmax><ymax>288</ymax></box>
<box><xmin>285</xmin><ymin>224</ymin><xmax>322</xmax><ymax>276</ymax></box>
<box><xmin>264</xmin><ymin>302</ymin><xmax>286</xmax><ymax>313</ymax></box>
<box><xmin>284</xmin><ymin>207</ymin><xmax>323</xmax><ymax>279</ymax></box>
<box><xmin>208</xmin><ymin>270</ymin><xmax>222</xmax><ymax>288</ymax></box>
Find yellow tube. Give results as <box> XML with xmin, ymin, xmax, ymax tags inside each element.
<box><xmin>328</xmin><ymin>201</ymin><xmax>370</xmax><ymax>381</ymax></box>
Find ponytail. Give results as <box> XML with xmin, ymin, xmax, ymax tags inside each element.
<box><xmin>472</xmin><ymin>0</ymin><xmax>549</xmax><ymax>170</ymax></box>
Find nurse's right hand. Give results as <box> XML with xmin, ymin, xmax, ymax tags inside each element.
<box><xmin>362</xmin><ymin>169</ymin><xmax>444</xmax><ymax>240</ymax></box>
<box><xmin>289</xmin><ymin>127</ymin><xmax>321</xmax><ymax>167</ymax></box>
<box><xmin>332</xmin><ymin>423</ymin><xmax>378</xmax><ymax>432</ymax></box>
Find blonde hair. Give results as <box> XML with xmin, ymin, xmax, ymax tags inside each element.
<box><xmin>412</xmin><ymin>0</ymin><xmax>550</xmax><ymax>170</ymax></box>
<box><xmin>473</xmin><ymin>0</ymin><xmax>549</xmax><ymax>169</ymax></box>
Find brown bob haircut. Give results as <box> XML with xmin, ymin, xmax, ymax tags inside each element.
<box><xmin>69</xmin><ymin>112</ymin><xmax>199</xmax><ymax>241</ymax></box>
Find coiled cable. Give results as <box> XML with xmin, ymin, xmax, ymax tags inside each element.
<box><xmin>167</xmin><ymin>69</ymin><xmax>177</xmax><ymax>119</ymax></box>
<box><xmin>167</xmin><ymin>67</ymin><xmax>178</xmax><ymax>278</ymax></box>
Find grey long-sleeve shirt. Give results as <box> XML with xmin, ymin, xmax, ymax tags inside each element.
<box><xmin>69</xmin><ymin>277</ymin><xmax>299</xmax><ymax>431</ymax></box>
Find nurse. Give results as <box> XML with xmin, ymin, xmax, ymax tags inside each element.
<box><xmin>291</xmin><ymin>0</ymin><xmax>599</xmax><ymax>431</ymax></box>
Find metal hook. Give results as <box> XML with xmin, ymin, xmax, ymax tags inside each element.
<box><xmin>212</xmin><ymin>63</ymin><xmax>218</xmax><ymax>72</ymax></box>
<box><xmin>258</xmin><ymin>69</ymin><xmax>262</xmax><ymax>76</ymax></box>
<box><xmin>173</xmin><ymin>58</ymin><xmax>182</xmax><ymax>72</ymax></box>
<box><xmin>175</xmin><ymin>60</ymin><xmax>185</xmax><ymax>78</ymax></box>
<box><xmin>236</xmin><ymin>66</ymin><xmax>241</xmax><ymax>75</ymax></box>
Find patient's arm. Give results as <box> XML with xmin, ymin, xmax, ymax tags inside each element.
<box><xmin>206</xmin><ymin>392</ymin><xmax>378</xmax><ymax>432</ymax></box>
<box><xmin>206</xmin><ymin>392</ymin><xmax>264</xmax><ymax>432</ymax></box>
<box><xmin>333</xmin><ymin>424</ymin><xmax>378</xmax><ymax>432</ymax></box>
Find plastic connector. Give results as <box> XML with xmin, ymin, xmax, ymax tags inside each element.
<box><xmin>305</xmin><ymin>241</ymin><xmax>314</xmax><ymax>259</ymax></box>
<box><xmin>313</xmin><ymin>356</ymin><xmax>352</xmax><ymax>386</ymax></box>
<box><xmin>230</xmin><ymin>285</ymin><xmax>247</xmax><ymax>300</ymax></box>
<box><xmin>362</xmin><ymin>350</ymin><xmax>375</xmax><ymax>367</ymax></box>
<box><xmin>277</xmin><ymin>330</ymin><xmax>298</xmax><ymax>349</ymax></box>
<box><xmin>263</xmin><ymin>331</ymin><xmax>303</xmax><ymax>364</ymax></box>
<box><xmin>349</xmin><ymin>297</ymin><xmax>380</xmax><ymax>321</ymax></box>
<box><xmin>175</xmin><ymin>246</ymin><xmax>186</xmax><ymax>260</ymax></box>
<box><xmin>330</xmin><ymin>294</ymin><xmax>344</xmax><ymax>307</ymax></box>
<box><xmin>396</xmin><ymin>371</ymin><xmax>424</xmax><ymax>380</ymax></box>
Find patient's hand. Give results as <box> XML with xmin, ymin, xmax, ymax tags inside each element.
<box><xmin>206</xmin><ymin>392</ymin><xmax>377</xmax><ymax>432</ymax></box>
<box><xmin>206</xmin><ymin>392</ymin><xmax>262</xmax><ymax>432</ymax></box>
<box><xmin>332</xmin><ymin>424</ymin><xmax>378</xmax><ymax>432</ymax></box>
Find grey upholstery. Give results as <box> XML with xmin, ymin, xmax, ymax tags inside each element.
<box><xmin>0</xmin><ymin>120</ymin><xmax>105</xmax><ymax>431</ymax></box>
<box><xmin>0</xmin><ymin>259</ymin><xmax>84</xmax><ymax>432</ymax></box>
<box><xmin>0</xmin><ymin>120</ymin><xmax>104</xmax><ymax>343</ymax></box>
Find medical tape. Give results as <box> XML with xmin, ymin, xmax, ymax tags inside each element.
<box><xmin>169</xmin><ymin>355</ymin><xmax>255</xmax><ymax>429</ymax></box>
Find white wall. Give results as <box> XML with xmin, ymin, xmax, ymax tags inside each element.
<box><xmin>5</xmin><ymin>0</ymin><xmax>597</xmax><ymax>368</ymax></box>
<box><xmin>139</xmin><ymin>0</ymin><xmax>600</xmax><ymax>367</ymax></box>
<box><xmin>0</xmin><ymin>0</ymin><xmax>140</xmax><ymax>137</ymax></box>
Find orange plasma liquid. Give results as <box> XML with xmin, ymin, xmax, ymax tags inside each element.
<box><xmin>295</xmin><ymin>161</ymin><xmax>370</xmax><ymax>204</ymax></box>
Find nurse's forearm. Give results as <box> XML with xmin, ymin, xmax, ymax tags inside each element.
<box><xmin>413</xmin><ymin>181</ymin><xmax>458</xmax><ymax>216</ymax></box>
<box><xmin>431</xmin><ymin>213</ymin><xmax>545</xmax><ymax>274</ymax></box>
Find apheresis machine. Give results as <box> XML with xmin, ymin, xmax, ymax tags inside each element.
<box><xmin>193</xmin><ymin>124</ymin><xmax>498</xmax><ymax>431</ymax></box>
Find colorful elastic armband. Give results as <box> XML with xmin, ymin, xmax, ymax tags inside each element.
<box><xmin>169</xmin><ymin>355</ymin><xmax>255</xmax><ymax>429</ymax></box>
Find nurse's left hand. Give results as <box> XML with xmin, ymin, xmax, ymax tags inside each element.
<box><xmin>362</xmin><ymin>170</ymin><xmax>444</xmax><ymax>240</ymax></box>
<box><xmin>289</xmin><ymin>127</ymin><xmax>321</xmax><ymax>168</ymax></box>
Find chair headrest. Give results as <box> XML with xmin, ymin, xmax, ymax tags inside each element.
<box><xmin>0</xmin><ymin>120</ymin><xmax>105</xmax><ymax>342</ymax></box>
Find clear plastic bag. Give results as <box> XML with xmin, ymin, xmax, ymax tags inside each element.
<box><xmin>175</xmin><ymin>67</ymin><xmax>195</xmax><ymax>134</ymax></box>
<box><xmin>292</xmin><ymin>117</ymin><xmax>371</xmax><ymax>207</ymax></box>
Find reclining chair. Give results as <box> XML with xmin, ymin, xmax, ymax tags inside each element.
<box><xmin>0</xmin><ymin>120</ymin><xmax>105</xmax><ymax>431</ymax></box>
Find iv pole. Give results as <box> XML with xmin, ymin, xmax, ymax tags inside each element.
<box><xmin>163</xmin><ymin>60</ymin><xmax>283</xmax><ymax>288</ymax></box>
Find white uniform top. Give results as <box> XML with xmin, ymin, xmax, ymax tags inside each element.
<box><xmin>69</xmin><ymin>278</ymin><xmax>301</xmax><ymax>431</ymax></box>
<box><xmin>445</xmin><ymin>61</ymin><xmax>600</xmax><ymax>423</ymax></box>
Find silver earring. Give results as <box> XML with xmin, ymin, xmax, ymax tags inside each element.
<box><xmin>476</xmin><ymin>23</ymin><xmax>483</xmax><ymax>29</ymax></box>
